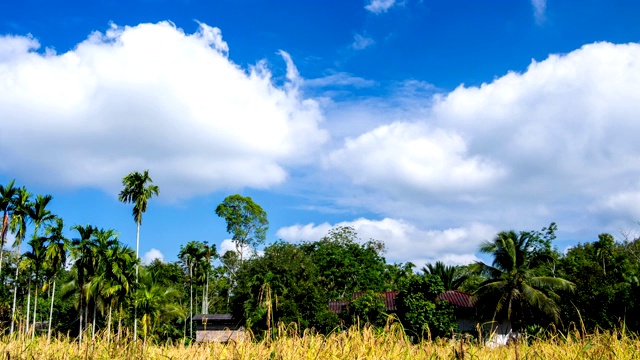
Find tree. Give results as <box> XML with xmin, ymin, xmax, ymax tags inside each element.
<box><xmin>69</xmin><ymin>224</ymin><xmax>96</xmax><ymax>343</ymax></box>
<box><xmin>215</xmin><ymin>194</ymin><xmax>268</xmax><ymax>263</ymax></box>
<box><xmin>422</xmin><ymin>261</ymin><xmax>468</xmax><ymax>291</ymax></box>
<box><xmin>118</xmin><ymin>169</ymin><xmax>159</xmax><ymax>340</ymax></box>
<box><xmin>44</xmin><ymin>217</ymin><xmax>67</xmax><ymax>342</ymax></box>
<box><xmin>300</xmin><ymin>226</ymin><xmax>387</xmax><ymax>300</ymax></box>
<box><xmin>9</xmin><ymin>187</ymin><xmax>31</xmax><ymax>335</ymax></box>
<box><xmin>346</xmin><ymin>290</ymin><xmax>387</xmax><ymax>327</ymax></box>
<box><xmin>473</xmin><ymin>228</ymin><xmax>574</xmax><ymax>332</ymax></box>
<box><xmin>0</xmin><ymin>179</ymin><xmax>18</xmax><ymax>283</ymax></box>
<box><xmin>396</xmin><ymin>274</ymin><xmax>458</xmax><ymax>340</ymax></box>
<box><xmin>26</xmin><ymin>194</ymin><xmax>56</xmax><ymax>337</ymax></box>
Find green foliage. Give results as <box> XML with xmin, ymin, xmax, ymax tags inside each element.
<box><xmin>301</xmin><ymin>226</ymin><xmax>388</xmax><ymax>300</ymax></box>
<box><xmin>346</xmin><ymin>290</ymin><xmax>388</xmax><ymax>327</ymax></box>
<box><xmin>396</xmin><ymin>274</ymin><xmax>457</xmax><ymax>340</ymax></box>
<box><xmin>473</xmin><ymin>225</ymin><xmax>574</xmax><ymax>331</ymax></box>
<box><xmin>118</xmin><ymin>170</ymin><xmax>159</xmax><ymax>225</ymax></box>
<box><xmin>422</xmin><ymin>261</ymin><xmax>468</xmax><ymax>291</ymax></box>
<box><xmin>215</xmin><ymin>194</ymin><xmax>268</xmax><ymax>261</ymax></box>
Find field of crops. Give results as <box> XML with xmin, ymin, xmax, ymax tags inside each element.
<box><xmin>2</xmin><ymin>323</ymin><xmax>640</xmax><ymax>359</ymax></box>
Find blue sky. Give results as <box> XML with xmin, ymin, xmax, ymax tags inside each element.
<box><xmin>2</xmin><ymin>0</ymin><xmax>640</xmax><ymax>268</ymax></box>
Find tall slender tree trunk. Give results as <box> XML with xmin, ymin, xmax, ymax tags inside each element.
<box><xmin>134</xmin><ymin>222</ymin><xmax>140</xmax><ymax>340</ymax></box>
<box><xmin>47</xmin><ymin>277</ymin><xmax>56</xmax><ymax>343</ymax></box>
<box><xmin>10</xmin><ymin>245</ymin><xmax>21</xmax><ymax>335</ymax></box>
<box><xmin>92</xmin><ymin>302</ymin><xmax>96</xmax><ymax>340</ymax></box>
<box><xmin>31</xmin><ymin>282</ymin><xmax>38</xmax><ymax>340</ymax></box>
<box><xmin>0</xmin><ymin>212</ymin><xmax>8</xmax><ymax>284</ymax></box>
<box><xmin>189</xmin><ymin>264</ymin><xmax>193</xmax><ymax>338</ymax></box>
<box><xmin>117</xmin><ymin>309</ymin><xmax>122</xmax><ymax>342</ymax></box>
<box><xmin>107</xmin><ymin>304</ymin><xmax>112</xmax><ymax>343</ymax></box>
<box><xmin>78</xmin><ymin>293</ymin><xmax>83</xmax><ymax>345</ymax></box>
<box><xmin>25</xmin><ymin>278</ymin><xmax>31</xmax><ymax>335</ymax></box>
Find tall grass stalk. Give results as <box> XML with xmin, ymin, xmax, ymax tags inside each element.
<box><xmin>1</xmin><ymin>323</ymin><xmax>640</xmax><ymax>359</ymax></box>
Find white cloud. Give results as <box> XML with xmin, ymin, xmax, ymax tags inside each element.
<box><xmin>323</xmin><ymin>42</ymin><xmax>640</xmax><ymax>238</ymax></box>
<box><xmin>304</xmin><ymin>72</ymin><xmax>376</xmax><ymax>89</ymax></box>
<box><xmin>365</xmin><ymin>0</ymin><xmax>396</xmax><ymax>14</ymax></box>
<box><xmin>532</xmin><ymin>0</ymin><xmax>547</xmax><ymax>24</ymax></box>
<box><xmin>277</xmin><ymin>218</ymin><xmax>497</xmax><ymax>266</ymax></box>
<box><xmin>0</xmin><ymin>22</ymin><xmax>328</xmax><ymax>200</ymax></box>
<box><xmin>219</xmin><ymin>238</ymin><xmax>259</xmax><ymax>258</ymax></box>
<box><xmin>142</xmin><ymin>248</ymin><xmax>164</xmax><ymax>264</ymax></box>
<box><xmin>326</xmin><ymin>122</ymin><xmax>505</xmax><ymax>196</ymax></box>
<box><xmin>351</xmin><ymin>34</ymin><xmax>375</xmax><ymax>50</ymax></box>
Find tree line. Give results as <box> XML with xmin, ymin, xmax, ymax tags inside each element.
<box><xmin>1</xmin><ymin>173</ymin><xmax>640</xmax><ymax>343</ymax></box>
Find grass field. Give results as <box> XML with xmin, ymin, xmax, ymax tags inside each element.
<box><xmin>2</xmin><ymin>323</ymin><xmax>640</xmax><ymax>359</ymax></box>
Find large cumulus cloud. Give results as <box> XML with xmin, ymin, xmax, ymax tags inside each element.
<box><xmin>0</xmin><ymin>22</ymin><xmax>328</xmax><ymax>200</ymax></box>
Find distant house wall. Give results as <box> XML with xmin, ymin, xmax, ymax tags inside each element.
<box><xmin>192</xmin><ymin>314</ymin><xmax>244</xmax><ymax>343</ymax></box>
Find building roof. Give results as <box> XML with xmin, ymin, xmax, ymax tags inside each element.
<box><xmin>328</xmin><ymin>292</ymin><xmax>398</xmax><ymax>314</ymax></box>
<box><xmin>192</xmin><ymin>314</ymin><xmax>234</xmax><ymax>321</ymax></box>
<box><xmin>436</xmin><ymin>290</ymin><xmax>475</xmax><ymax>308</ymax></box>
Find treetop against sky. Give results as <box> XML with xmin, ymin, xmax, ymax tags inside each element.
<box><xmin>2</xmin><ymin>0</ymin><xmax>640</xmax><ymax>267</ymax></box>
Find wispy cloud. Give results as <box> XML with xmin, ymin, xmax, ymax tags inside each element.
<box><xmin>351</xmin><ymin>33</ymin><xmax>375</xmax><ymax>50</ymax></box>
<box><xmin>365</xmin><ymin>0</ymin><xmax>396</xmax><ymax>14</ymax></box>
<box><xmin>532</xmin><ymin>0</ymin><xmax>547</xmax><ymax>24</ymax></box>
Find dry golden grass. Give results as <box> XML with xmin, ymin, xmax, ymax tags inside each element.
<box><xmin>2</xmin><ymin>323</ymin><xmax>640</xmax><ymax>359</ymax></box>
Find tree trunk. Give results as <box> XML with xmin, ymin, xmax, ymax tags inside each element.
<box><xmin>134</xmin><ymin>221</ymin><xmax>140</xmax><ymax>341</ymax></box>
<box><xmin>107</xmin><ymin>304</ymin><xmax>112</xmax><ymax>343</ymax></box>
<box><xmin>0</xmin><ymin>212</ymin><xmax>8</xmax><ymax>284</ymax></box>
<box><xmin>10</xmin><ymin>245</ymin><xmax>21</xmax><ymax>335</ymax></box>
<box><xmin>25</xmin><ymin>277</ymin><xmax>31</xmax><ymax>335</ymax></box>
<box><xmin>189</xmin><ymin>264</ymin><xmax>193</xmax><ymax>338</ymax></box>
<box><xmin>31</xmin><ymin>281</ymin><xmax>38</xmax><ymax>340</ymax></box>
<box><xmin>92</xmin><ymin>302</ymin><xmax>96</xmax><ymax>340</ymax></box>
<box><xmin>78</xmin><ymin>293</ymin><xmax>83</xmax><ymax>345</ymax></box>
<box><xmin>47</xmin><ymin>277</ymin><xmax>56</xmax><ymax>343</ymax></box>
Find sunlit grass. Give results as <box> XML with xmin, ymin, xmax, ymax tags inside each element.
<box><xmin>2</xmin><ymin>323</ymin><xmax>640</xmax><ymax>359</ymax></box>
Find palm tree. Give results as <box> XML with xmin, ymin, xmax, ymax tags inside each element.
<box><xmin>136</xmin><ymin>268</ymin><xmax>183</xmax><ymax>344</ymax></box>
<box><xmin>9</xmin><ymin>187</ymin><xmax>32</xmax><ymax>335</ymax></box>
<box><xmin>118</xmin><ymin>169</ymin><xmax>159</xmax><ymax>340</ymax></box>
<box><xmin>70</xmin><ymin>224</ymin><xmax>96</xmax><ymax>343</ymax></box>
<box><xmin>23</xmin><ymin>234</ymin><xmax>48</xmax><ymax>338</ymax></box>
<box><xmin>93</xmin><ymin>241</ymin><xmax>136</xmax><ymax>342</ymax></box>
<box><xmin>0</xmin><ymin>179</ymin><xmax>18</xmax><ymax>282</ymax></box>
<box><xmin>473</xmin><ymin>230</ymin><xmax>575</xmax><ymax>331</ymax></box>
<box><xmin>25</xmin><ymin>194</ymin><xmax>56</xmax><ymax>337</ymax></box>
<box><xmin>86</xmin><ymin>228</ymin><xmax>119</xmax><ymax>339</ymax></box>
<box><xmin>44</xmin><ymin>218</ymin><xmax>67</xmax><ymax>343</ymax></box>
<box><xmin>422</xmin><ymin>261</ymin><xmax>468</xmax><ymax>291</ymax></box>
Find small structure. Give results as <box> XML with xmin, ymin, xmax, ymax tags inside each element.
<box><xmin>328</xmin><ymin>291</ymin><xmax>398</xmax><ymax>315</ymax></box>
<box><xmin>192</xmin><ymin>314</ymin><xmax>244</xmax><ymax>342</ymax></box>
<box><xmin>436</xmin><ymin>290</ymin><xmax>476</xmax><ymax>332</ymax></box>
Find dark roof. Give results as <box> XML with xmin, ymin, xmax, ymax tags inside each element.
<box><xmin>328</xmin><ymin>292</ymin><xmax>398</xmax><ymax>314</ymax></box>
<box><xmin>192</xmin><ymin>314</ymin><xmax>234</xmax><ymax>321</ymax></box>
<box><xmin>437</xmin><ymin>290</ymin><xmax>474</xmax><ymax>308</ymax></box>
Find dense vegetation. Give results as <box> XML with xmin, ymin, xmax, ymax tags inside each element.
<box><xmin>2</xmin><ymin>174</ymin><xmax>640</xmax><ymax>345</ymax></box>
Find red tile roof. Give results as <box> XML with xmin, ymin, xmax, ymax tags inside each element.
<box><xmin>436</xmin><ymin>290</ymin><xmax>474</xmax><ymax>308</ymax></box>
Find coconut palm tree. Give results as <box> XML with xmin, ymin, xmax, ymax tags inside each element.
<box><xmin>44</xmin><ymin>217</ymin><xmax>67</xmax><ymax>342</ymax></box>
<box><xmin>118</xmin><ymin>169</ymin><xmax>159</xmax><ymax>340</ymax></box>
<box><xmin>0</xmin><ymin>179</ymin><xmax>18</xmax><ymax>282</ymax></box>
<box><xmin>9</xmin><ymin>187</ymin><xmax>31</xmax><ymax>335</ymax></box>
<box><xmin>473</xmin><ymin>230</ymin><xmax>575</xmax><ymax>331</ymax></box>
<box><xmin>422</xmin><ymin>261</ymin><xmax>468</xmax><ymax>291</ymax></box>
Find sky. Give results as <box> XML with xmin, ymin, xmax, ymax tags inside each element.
<box><xmin>2</xmin><ymin>0</ymin><xmax>640</xmax><ymax>269</ymax></box>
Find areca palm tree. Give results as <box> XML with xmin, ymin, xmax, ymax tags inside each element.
<box><xmin>9</xmin><ymin>187</ymin><xmax>32</xmax><ymax>335</ymax></box>
<box><xmin>118</xmin><ymin>169</ymin><xmax>159</xmax><ymax>340</ymax></box>
<box><xmin>87</xmin><ymin>228</ymin><xmax>119</xmax><ymax>339</ymax></box>
<box><xmin>70</xmin><ymin>224</ymin><xmax>96</xmax><ymax>343</ymax></box>
<box><xmin>44</xmin><ymin>218</ymin><xmax>67</xmax><ymax>342</ymax></box>
<box><xmin>0</xmin><ymin>179</ymin><xmax>18</xmax><ymax>282</ymax></box>
<box><xmin>473</xmin><ymin>230</ymin><xmax>574</xmax><ymax>331</ymax></box>
<box><xmin>136</xmin><ymin>268</ymin><xmax>183</xmax><ymax>344</ymax></box>
<box><xmin>422</xmin><ymin>261</ymin><xmax>468</xmax><ymax>291</ymax></box>
<box><xmin>25</xmin><ymin>194</ymin><xmax>56</xmax><ymax>337</ymax></box>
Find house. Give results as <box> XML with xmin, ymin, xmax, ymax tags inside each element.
<box><xmin>191</xmin><ymin>314</ymin><xmax>244</xmax><ymax>342</ymax></box>
<box><xmin>328</xmin><ymin>291</ymin><xmax>398</xmax><ymax>315</ymax></box>
<box><xmin>436</xmin><ymin>290</ymin><xmax>476</xmax><ymax>332</ymax></box>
